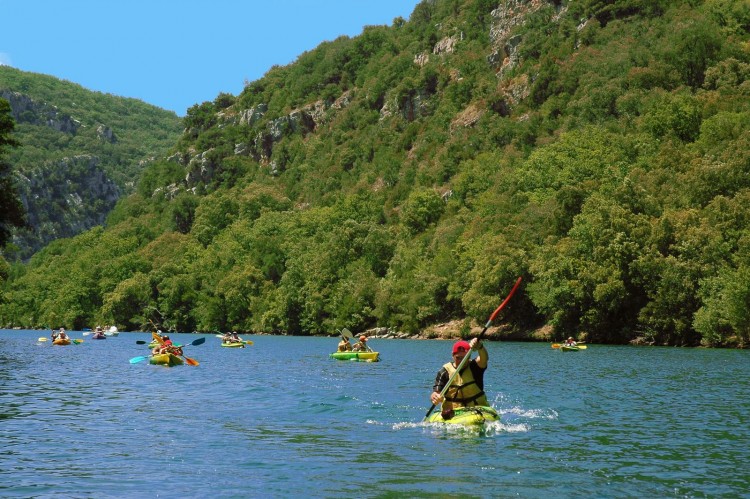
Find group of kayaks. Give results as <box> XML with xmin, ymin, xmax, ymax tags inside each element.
<box><xmin>327</xmin><ymin>339</ymin><xmax>499</xmax><ymax>426</ymax></box>
<box><xmin>37</xmin><ymin>328</ymin><xmax>517</xmax><ymax>428</ymax></box>
<box><xmin>136</xmin><ymin>333</ymin><xmax>255</xmax><ymax>366</ymax></box>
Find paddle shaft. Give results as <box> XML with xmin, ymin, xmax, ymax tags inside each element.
<box><xmin>424</xmin><ymin>277</ymin><xmax>522</xmax><ymax>420</ymax></box>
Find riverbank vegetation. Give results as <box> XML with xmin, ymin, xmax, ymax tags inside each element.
<box><xmin>2</xmin><ymin>0</ymin><xmax>750</xmax><ymax>348</ymax></box>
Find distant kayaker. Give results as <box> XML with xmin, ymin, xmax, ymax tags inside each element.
<box><xmin>52</xmin><ymin>328</ymin><xmax>68</xmax><ymax>341</ymax></box>
<box><xmin>352</xmin><ymin>335</ymin><xmax>370</xmax><ymax>352</ymax></box>
<box><xmin>337</xmin><ymin>336</ymin><xmax>352</xmax><ymax>352</ymax></box>
<box><xmin>430</xmin><ymin>338</ymin><xmax>488</xmax><ymax>418</ymax></box>
<box><xmin>564</xmin><ymin>337</ymin><xmax>577</xmax><ymax>346</ymax></box>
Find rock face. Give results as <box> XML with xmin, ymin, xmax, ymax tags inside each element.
<box><xmin>0</xmin><ymin>90</ymin><xmax>80</xmax><ymax>134</ymax></box>
<box><xmin>12</xmin><ymin>155</ymin><xmax>120</xmax><ymax>259</ymax></box>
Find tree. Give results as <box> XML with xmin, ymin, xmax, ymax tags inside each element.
<box><xmin>0</xmin><ymin>98</ymin><xmax>25</xmax><ymax>249</ymax></box>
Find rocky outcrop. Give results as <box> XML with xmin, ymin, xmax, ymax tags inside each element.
<box><xmin>239</xmin><ymin>103</ymin><xmax>267</xmax><ymax>126</ymax></box>
<box><xmin>433</xmin><ymin>34</ymin><xmax>461</xmax><ymax>55</ymax></box>
<box><xmin>485</xmin><ymin>1</ymin><xmax>568</xmax><ymax>116</ymax></box>
<box><xmin>96</xmin><ymin>124</ymin><xmax>117</xmax><ymax>143</ymax></box>
<box><xmin>488</xmin><ymin>0</ymin><xmax>568</xmax><ymax>75</ymax></box>
<box><xmin>0</xmin><ymin>89</ymin><xmax>80</xmax><ymax>134</ymax></box>
<box><xmin>230</xmin><ymin>91</ymin><xmax>353</xmax><ymax>164</ymax></box>
<box><xmin>12</xmin><ymin>155</ymin><xmax>120</xmax><ymax>258</ymax></box>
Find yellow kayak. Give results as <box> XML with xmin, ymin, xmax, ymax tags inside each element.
<box><xmin>220</xmin><ymin>342</ymin><xmax>245</xmax><ymax>348</ymax></box>
<box><xmin>426</xmin><ymin>406</ymin><xmax>500</xmax><ymax>425</ymax></box>
<box><xmin>149</xmin><ymin>353</ymin><xmax>184</xmax><ymax>366</ymax></box>
<box><xmin>52</xmin><ymin>338</ymin><xmax>71</xmax><ymax>346</ymax></box>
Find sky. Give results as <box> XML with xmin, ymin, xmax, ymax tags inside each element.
<box><xmin>0</xmin><ymin>1</ymin><xmax>421</xmax><ymax>116</ymax></box>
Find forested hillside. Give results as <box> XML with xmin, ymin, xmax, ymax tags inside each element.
<box><xmin>0</xmin><ymin>66</ymin><xmax>182</xmax><ymax>259</ymax></box>
<box><xmin>2</xmin><ymin>0</ymin><xmax>749</xmax><ymax>348</ymax></box>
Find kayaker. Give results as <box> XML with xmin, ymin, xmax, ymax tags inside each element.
<box><xmin>352</xmin><ymin>335</ymin><xmax>370</xmax><ymax>352</ymax></box>
<box><xmin>430</xmin><ymin>338</ymin><xmax>488</xmax><ymax>418</ymax></box>
<box><xmin>337</xmin><ymin>336</ymin><xmax>352</xmax><ymax>352</ymax></box>
<box><xmin>153</xmin><ymin>335</ymin><xmax>181</xmax><ymax>356</ymax></box>
<box><xmin>54</xmin><ymin>328</ymin><xmax>68</xmax><ymax>341</ymax></box>
<box><xmin>564</xmin><ymin>337</ymin><xmax>577</xmax><ymax>346</ymax></box>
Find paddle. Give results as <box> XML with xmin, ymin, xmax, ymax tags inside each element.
<box><xmin>424</xmin><ymin>276</ymin><xmax>522</xmax><ymax>421</ymax></box>
<box><xmin>130</xmin><ymin>337</ymin><xmax>205</xmax><ymax>364</ymax></box>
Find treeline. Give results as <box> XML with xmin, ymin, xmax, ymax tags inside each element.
<box><xmin>2</xmin><ymin>0</ymin><xmax>750</xmax><ymax>347</ymax></box>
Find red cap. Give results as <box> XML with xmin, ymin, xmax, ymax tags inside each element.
<box><xmin>452</xmin><ymin>340</ymin><xmax>470</xmax><ymax>354</ymax></box>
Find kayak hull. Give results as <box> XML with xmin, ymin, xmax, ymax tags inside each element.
<box><xmin>330</xmin><ymin>351</ymin><xmax>379</xmax><ymax>362</ymax></box>
<box><xmin>149</xmin><ymin>353</ymin><xmax>184</xmax><ymax>366</ymax></box>
<box><xmin>52</xmin><ymin>338</ymin><xmax>71</xmax><ymax>346</ymax></box>
<box><xmin>560</xmin><ymin>345</ymin><xmax>580</xmax><ymax>352</ymax></box>
<box><xmin>426</xmin><ymin>406</ymin><xmax>500</xmax><ymax>425</ymax></box>
<box><xmin>221</xmin><ymin>342</ymin><xmax>245</xmax><ymax>348</ymax></box>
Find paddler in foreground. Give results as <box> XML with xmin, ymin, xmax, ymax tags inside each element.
<box><xmin>152</xmin><ymin>335</ymin><xmax>183</xmax><ymax>357</ymax></box>
<box><xmin>430</xmin><ymin>338</ymin><xmax>488</xmax><ymax>420</ymax></box>
<box><xmin>337</xmin><ymin>334</ymin><xmax>352</xmax><ymax>352</ymax></box>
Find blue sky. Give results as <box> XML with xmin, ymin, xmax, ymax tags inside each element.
<box><xmin>0</xmin><ymin>1</ymin><xmax>421</xmax><ymax>116</ymax></box>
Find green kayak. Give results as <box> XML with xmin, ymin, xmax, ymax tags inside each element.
<box><xmin>426</xmin><ymin>406</ymin><xmax>500</xmax><ymax>425</ymax></box>
<box><xmin>560</xmin><ymin>345</ymin><xmax>580</xmax><ymax>352</ymax></box>
<box><xmin>329</xmin><ymin>351</ymin><xmax>379</xmax><ymax>362</ymax></box>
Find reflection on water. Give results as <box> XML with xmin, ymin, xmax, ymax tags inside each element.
<box><xmin>0</xmin><ymin>329</ymin><xmax>748</xmax><ymax>497</ymax></box>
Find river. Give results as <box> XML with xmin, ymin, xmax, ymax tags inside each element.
<box><xmin>1</xmin><ymin>329</ymin><xmax>748</xmax><ymax>498</ymax></box>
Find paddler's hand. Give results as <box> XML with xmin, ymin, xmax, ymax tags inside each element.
<box><xmin>469</xmin><ymin>338</ymin><xmax>482</xmax><ymax>351</ymax></box>
<box><xmin>430</xmin><ymin>392</ymin><xmax>444</xmax><ymax>404</ymax></box>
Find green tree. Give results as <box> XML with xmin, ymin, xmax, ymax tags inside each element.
<box><xmin>0</xmin><ymin>98</ymin><xmax>25</xmax><ymax>248</ymax></box>
<box><xmin>100</xmin><ymin>272</ymin><xmax>152</xmax><ymax>330</ymax></box>
<box><xmin>399</xmin><ymin>188</ymin><xmax>445</xmax><ymax>235</ymax></box>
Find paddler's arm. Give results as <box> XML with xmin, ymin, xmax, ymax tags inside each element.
<box><xmin>430</xmin><ymin>368</ymin><xmax>448</xmax><ymax>404</ymax></box>
<box><xmin>470</xmin><ymin>338</ymin><xmax>488</xmax><ymax>369</ymax></box>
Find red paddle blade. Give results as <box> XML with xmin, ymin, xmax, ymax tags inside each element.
<box><xmin>488</xmin><ymin>276</ymin><xmax>522</xmax><ymax>323</ymax></box>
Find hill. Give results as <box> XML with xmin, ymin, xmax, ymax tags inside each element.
<box><xmin>0</xmin><ymin>66</ymin><xmax>182</xmax><ymax>259</ymax></box>
<box><xmin>2</xmin><ymin>0</ymin><xmax>750</xmax><ymax>348</ymax></box>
